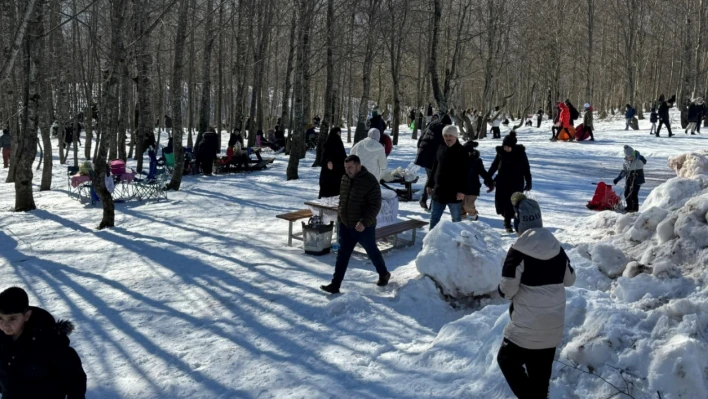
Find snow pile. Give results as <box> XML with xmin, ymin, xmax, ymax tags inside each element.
<box><xmin>589</xmin><ymin>243</ymin><xmax>627</xmax><ymax>278</ymax></box>
<box><xmin>667</xmin><ymin>149</ymin><xmax>708</xmax><ymax>178</ymax></box>
<box><xmin>627</xmin><ymin>206</ymin><xmax>669</xmax><ymax>242</ymax></box>
<box><xmin>415</xmin><ymin>220</ymin><xmax>505</xmax><ymax>298</ymax></box>
<box><xmin>640</xmin><ymin>176</ymin><xmax>705</xmax><ymax>212</ymax></box>
<box><xmin>325</xmin><ymin>292</ymin><xmax>372</xmax><ymax>318</ymax></box>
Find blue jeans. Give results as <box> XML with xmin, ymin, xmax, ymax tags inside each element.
<box><xmin>429</xmin><ymin>200</ymin><xmax>462</xmax><ymax>230</ymax></box>
<box><xmin>332</xmin><ymin>223</ymin><xmax>388</xmax><ymax>287</ymax></box>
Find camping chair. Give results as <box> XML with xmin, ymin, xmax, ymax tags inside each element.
<box><xmin>133</xmin><ymin>148</ymin><xmax>168</xmax><ymax>201</ymax></box>
<box><xmin>67</xmin><ymin>165</ymin><xmax>95</xmax><ymax>204</ymax></box>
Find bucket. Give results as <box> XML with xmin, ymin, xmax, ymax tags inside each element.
<box><xmin>301</xmin><ymin>219</ymin><xmax>334</xmax><ymax>256</ymax></box>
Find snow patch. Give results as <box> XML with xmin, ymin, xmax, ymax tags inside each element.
<box><xmin>590</xmin><ymin>243</ymin><xmax>628</xmax><ymax>278</ymax></box>
<box><xmin>627</xmin><ymin>206</ymin><xmax>669</xmax><ymax>242</ymax></box>
<box><xmin>667</xmin><ymin>149</ymin><xmax>708</xmax><ymax>178</ymax></box>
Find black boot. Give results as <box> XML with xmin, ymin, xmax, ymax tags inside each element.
<box><xmin>320</xmin><ymin>283</ymin><xmax>341</xmax><ymax>294</ymax></box>
<box><xmin>377</xmin><ymin>272</ymin><xmax>391</xmax><ymax>287</ymax></box>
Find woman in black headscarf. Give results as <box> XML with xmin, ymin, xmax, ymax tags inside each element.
<box><xmin>318</xmin><ymin>127</ymin><xmax>347</xmax><ymax>198</ymax></box>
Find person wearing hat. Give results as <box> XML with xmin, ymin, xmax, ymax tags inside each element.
<box><xmin>350</xmin><ymin>128</ymin><xmax>387</xmax><ymax>182</ymax></box>
<box><xmin>425</xmin><ymin>125</ymin><xmax>469</xmax><ymax>229</ymax></box>
<box><xmin>496</xmin><ymin>193</ymin><xmax>576</xmax><ymax>399</ymax></box>
<box><xmin>369</xmin><ymin>107</ymin><xmax>387</xmax><ymax>137</ymax></box>
<box><xmin>415</xmin><ymin>114</ymin><xmax>453</xmax><ymax>210</ymax></box>
<box><xmin>0</xmin><ymin>287</ymin><xmax>87</xmax><ymax>398</ymax></box>
<box><xmin>656</xmin><ymin>93</ymin><xmax>676</xmax><ymax>137</ymax></box>
<box><xmin>488</xmin><ymin>132</ymin><xmax>532</xmax><ymax>232</ymax></box>
<box><xmin>686</xmin><ymin>97</ymin><xmax>704</xmax><ymax>135</ymax></box>
<box><xmin>535</xmin><ymin>108</ymin><xmax>543</xmax><ymax>128</ymax></box>
<box><xmin>461</xmin><ymin>141</ymin><xmax>494</xmax><ymax>220</ymax></box>
<box><xmin>613</xmin><ymin>145</ymin><xmax>647</xmax><ymax>212</ymax></box>
<box><xmin>583</xmin><ymin>103</ymin><xmax>595</xmax><ymax>141</ymax></box>
<box><xmin>624</xmin><ymin>104</ymin><xmax>637</xmax><ymax>130</ymax></box>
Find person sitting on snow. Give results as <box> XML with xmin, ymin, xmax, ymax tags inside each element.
<box><xmin>496</xmin><ymin>193</ymin><xmax>576</xmax><ymax>399</ymax></box>
<box><xmin>613</xmin><ymin>145</ymin><xmax>647</xmax><ymax>213</ymax></box>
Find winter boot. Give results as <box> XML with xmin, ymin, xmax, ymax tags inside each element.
<box><xmin>320</xmin><ymin>283</ymin><xmax>341</xmax><ymax>294</ymax></box>
<box><xmin>376</xmin><ymin>272</ymin><xmax>391</xmax><ymax>287</ymax></box>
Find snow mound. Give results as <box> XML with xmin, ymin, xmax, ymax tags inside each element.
<box><xmin>627</xmin><ymin>206</ymin><xmax>669</xmax><ymax>242</ymax></box>
<box><xmin>640</xmin><ymin>177</ymin><xmax>705</xmax><ymax>212</ymax></box>
<box><xmin>325</xmin><ymin>292</ymin><xmax>371</xmax><ymax>317</ymax></box>
<box><xmin>590</xmin><ymin>243</ymin><xmax>627</xmax><ymax>278</ymax></box>
<box><xmin>648</xmin><ymin>334</ymin><xmax>708</xmax><ymax>399</ymax></box>
<box><xmin>674</xmin><ymin>194</ymin><xmax>708</xmax><ymax>248</ymax></box>
<box><xmin>667</xmin><ymin>149</ymin><xmax>708</xmax><ymax>178</ymax></box>
<box><xmin>415</xmin><ymin>221</ymin><xmax>506</xmax><ymax>298</ymax></box>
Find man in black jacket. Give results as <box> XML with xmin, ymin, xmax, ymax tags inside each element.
<box><xmin>0</xmin><ymin>287</ymin><xmax>86</xmax><ymax>399</ymax></box>
<box><xmin>426</xmin><ymin>125</ymin><xmax>469</xmax><ymax>229</ymax></box>
<box><xmin>415</xmin><ymin>114</ymin><xmax>452</xmax><ymax>210</ymax></box>
<box><xmin>656</xmin><ymin>94</ymin><xmax>676</xmax><ymax>137</ymax></box>
<box><xmin>321</xmin><ymin>155</ymin><xmax>390</xmax><ymax>294</ymax></box>
<box><xmin>197</xmin><ymin>127</ymin><xmax>219</xmax><ymax>175</ymax></box>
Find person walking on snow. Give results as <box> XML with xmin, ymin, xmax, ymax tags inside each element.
<box><xmin>649</xmin><ymin>107</ymin><xmax>658</xmax><ymax>135</ymax></box>
<box><xmin>583</xmin><ymin>103</ymin><xmax>595</xmax><ymax>141</ymax></box>
<box><xmin>656</xmin><ymin>94</ymin><xmax>675</xmax><ymax>137</ymax></box>
<box><xmin>0</xmin><ymin>286</ymin><xmax>87</xmax><ymax>399</ymax></box>
<box><xmin>613</xmin><ymin>145</ymin><xmax>647</xmax><ymax>213</ymax></box>
<box><xmin>461</xmin><ymin>141</ymin><xmax>494</xmax><ymax>221</ymax></box>
<box><xmin>686</xmin><ymin>97</ymin><xmax>704</xmax><ymax>135</ymax></box>
<box><xmin>488</xmin><ymin>132</ymin><xmax>532</xmax><ymax>232</ymax></box>
<box><xmin>425</xmin><ymin>125</ymin><xmax>469</xmax><ymax>230</ymax></box>
<box><xmin>490</xmin><ymin>106</ymin><xmax>503</xmax><ymax>139</ymax></box>
<box><xmin>497</xmin><ymin>193</ymin><xmax>576</xmax><ymax>399</ymax></box>
<box><xmin>536</xmin><ymin>108</ymin><xmax>543</xmax><ymax>128</ymax></box>
<box><xmin>350</xmin><ymin>128</ymin><xmax>387</xmax><ymax>182</ymax></box>
<box><xmin>1</xmin><ymin>129</ymin><xmax>10</xmax><ymax>168</ymax></box>
<box><xmin>318</xmin><ymin>127</ymin><xmax>347</xmax><ymax>199</ymax></box>
<box><xmin>320</xmin><ymin>155</ymin><xmax>390</xmax><ymax>294</ymax></box>
<box><xmin>415</xmin><ymin>114</ymin><xmax>452</xmax><ymax>210</ymax></box>
<box><xmin>624</xmin><ymin>104</ymin><xmax>636</xmax><ymax>130</ymax></box>
<box><xmin>551</xmin><ymin>102</ymin><xmax>571</xmax><ymax>141</ymax></box>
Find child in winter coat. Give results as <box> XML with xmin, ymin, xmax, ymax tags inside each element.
<box><xmin>0</xmin><ymin>287</ymin><xmax>86</xmax><ymax>399</ymax></box>
<box><xmin>461</xmin><ymin>141</ymin><xmax>494</xmax><ymax>220</ymax></box>
<box><xmin>649</xmin><ymin>108</ymin><xmax>658</xmax><ymax>135</ymax></box>
<box><xmin>613</xmin><ymin>145</ymin><xmax>647</xmax><ymax>213</ymax></box>
<box><xmin>583</xmin><ymin>103</ymin><xmax>595</xmax><ymax>141</ymax></box>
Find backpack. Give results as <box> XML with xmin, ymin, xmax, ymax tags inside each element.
<box><xmin>569</xmin><ymin>104</ymin><xmax>579</xmax><ymax>121</ymax></box>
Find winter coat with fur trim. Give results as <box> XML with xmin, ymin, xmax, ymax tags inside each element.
<box><xmin>498</xmin><ymin>228</ymin><xmax>576</xmax><ymax>349</ymax></box>
<box><xmin>0</xmin><ymin>307</ymin><xmax>86</xmax><ymax>399</ymax></box>
<box><xmin>488</xmin><ymin>145</ymin><xmax>532</xmax><ymax>216</ymax></box>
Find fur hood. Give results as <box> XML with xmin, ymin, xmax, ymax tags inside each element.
<box><xmin>495</xmin><ymin>144</ymin><xmax>526</xmax><ymax>154</ymax></box>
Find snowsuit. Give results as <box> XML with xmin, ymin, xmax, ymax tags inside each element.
<box><xmin>0</xmin><ymin>131</ymin><xmax>10</xmax><ymax>168</ymax></box>
<box><xmin>426</xmin><ymin>140</ymin><xmax>469</xmax><ymax>229</ymax></box>
<box><xmin>488</xmin><ymin>145</ymin><xmax>532</xmax><ymax>229</ymax></box>
<box><xmin>614</xmin><ymin>149</ymin><xmax>646</xmax><ymax>212</ymax></box>
<box><xmin>197</xmin><ymin>130</ymin><xmax>219</xmax><ymax>175</ymax></box>
<box><xmin>330</xmin><ymin>166</ymin><xmax>388</xmax><ymax>289</ymax></box>
<box><xmin>462</xmin><ymin>144</ymin><xmax>493</xmax><ymax>218</ymax></box>
<box><xmin>656</xmin><ymin>98</ymin><xmax>673</xmax><ymax>137</ymax></box>
<box><xmin>319</xmin><ymin>132</ymin><xmax>347</xmax><ymax>198</ymax></box>
<box><xmin>0</xmin><ymin>307</ymin><xmax>87</xmax><ymax>399</ymax></box>
<box><xmin>350</xmin><ymin>137</ymin><xmax>387</xmax><ymax>182</ymax></box>
<box><xmin>497</xmin><ymin>228</ymin><xmax>576</xmax><ymax>399</ymax></box>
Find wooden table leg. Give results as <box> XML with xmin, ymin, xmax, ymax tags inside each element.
<box><xmin>288</xmin><ymin>221</ymin><xmax>293</xmax><ymax>247</ymax></box>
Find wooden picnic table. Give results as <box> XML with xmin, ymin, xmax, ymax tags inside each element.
<box><xmin>380</xmin><ymin>176</ymin><xmax>420</xmax><ymax>201</ymax></box>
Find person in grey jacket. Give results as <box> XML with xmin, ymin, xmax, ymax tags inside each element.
<box><xmin>497</xmin><ymin>193</ymin><xmax>576</xmax><ymax>399</ymax></box>
<box><xmin>613</xmin><ymin>145</ymin><xmax>647</xmax><ymax>213</ymax></box>
<box><xmin>1</xmin><ymin>129</ymin><xmax>11</xmax><ymax>168</ymax></box>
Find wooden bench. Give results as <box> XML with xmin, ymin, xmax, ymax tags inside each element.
<box><xmin>374</xmin><ymin>219</ymin><xmax>428</xmax><ymax>251</ymax></box>
<box><xmin>276</xmin><ymin>209</ymin><xmax>313</xmax><ymax>246</ymax></box>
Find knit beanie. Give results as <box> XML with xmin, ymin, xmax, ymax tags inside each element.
<box><xmin>442</xmin><ymin>125</ymin><xmax>459</xmax><ymax>138</ymax></box>
<box><xmin>463</xmin><ymin>140</ymin><xmax>479</xmax><ymax>152</ymax></box>
<box><xmin>440</xmin><ymin>114</ymin><xmax>452</xmax><ymax>125</ymax></box>
<box><xmin>0</xmin><ymin>287</ymin><xmax>29</xmax><ymax>314</ymax></box>
<box><xmin>502</xmin><ymin>131</ymin><xmax>517</xmax><ymax>147</ymax></box>
<box><xmin>368</xmin><ymin>128</ymin><xmax>381</xmax><ymax>142</ymax></box>
<box><xmin>511</xmin><ymin>193</ymin><xmax>543</xmax><ymax>234</ymax></box>
<box><xmin>624</xmin><ymin>145</ymin><xmax>634</xmax><ymax>157</ymax></box>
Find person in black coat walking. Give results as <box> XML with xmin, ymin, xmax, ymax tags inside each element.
<box><xmin>0</xmin><ymin>287</ymin><xmax>86</xmax><ymax>399</ymax></box>
<box><xmin>426</xmin><ymin>125</ymin><xmax>469</xmax><ymax>229</ymax></box>
<box><xmin>319</xmin><ymin>127</ymin><xmax>347</xmax><ymax>198</ymax></box>
<box><xmin>656</xmin><ymin>94</ymin><xmax>676</xmax><ymax>137</ymax></box>
<box><xmin>536</xmin><ymin>109</ymin><xmax>543</xmax><ymax>128</ymax></box>
<box><xmin>197</xmin><ymin>127</ymin><xmax>219</xmax><ymax>175</ymax></box>
<box><xmin>415</xmin><ymin>114</ymin><xmax>452</xmax><ymax>210</ymax></box>
<box><xmin>461</xmin><ymin>141</ymin><xmax>494</xmax><ymax>220</ymax></box>
<box><xmin>488</xmin><ymin>132</ymin><xmax>532</xmax><ymax>232</ymax></box>
<box><xmin>686</xmin><ymin>97</ymin><xmax>704</xmax><ymax>135</ymax></box>
<box><xmin>370</xmin><ymin>109</ymin><xmax>387</xmax><ymax>135</ymax></box>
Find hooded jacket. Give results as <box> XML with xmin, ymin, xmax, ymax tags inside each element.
<box><xmin>558</xmin><ymin>103</ymin><xmax>571</xmax><ymax>127</ymax></box>
<box><xmin>319</xmin><ymin>132</ymin><xmax>347</xmax><ymax>198</ymax></box>
<box><xmin>338</xmin><ymin>166</ymin><xmax>382</xmax><ymax>228</ymax></box>
<box><xmin>415</xmin><ymin>120</ymin><xmax>446</xmax><ymax>169</ymax></box>
<box><xmin>624</xmin><ymin>106</ymin><xmax>636</xmax><ymax>119</ymax></box>
<box><xmin>463</xmin><ymin>145</ymin><xmax>493</xmax><ymax>196</ymax></box>
<box><xmin>615</xmin><ymin>149</ymin><xmax>647</xmax><ymax>186</ymax></box>
<box><xmin>498</xmin><ymin>228</ymin><xmax>576</xmax><ymax>349</ymax></box>
<box><xmin>350</xmin><ymin>137</ymin><xmax>387</xmax><ymax>182</ymax></box>
<box><xmin>0</xmin><ymin>132</ymin><xmax>10</xmax><ymax>149</ymax></box>
<box><xmin>0</xmin><ymin>307</ymin><xmax>86</xmax><ymax>399</ymax></box>
<box><xmin>687</xmin><ymin>101</ymin><xmax>705</xmax><ymax>123</ymax></box>
<box><xmin>488</xmin><ymin>144</ymin><xmax>532</xmax><ymax>216</ymax></box>
<box><xmin>425</xmin><ymin>140</ymin><xmax>469</xmax><ymax>204</ymax></box>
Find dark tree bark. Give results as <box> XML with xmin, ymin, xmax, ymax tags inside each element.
<box><xmin>133</xmin><ymin>0</ymin><xmax>155</xmax><ymax>173</ymax></box>
<box><xmin>353</xmin><ymin>0</ymin><xmax>380</xmax><ymax>143</ymax></box>
<box><xmin>312</xmin><ymin>0</ymin><xmax>335</xmax><ymax>168</ymax></box>
<box><xmin>197</xmin><ymin>0</ymin><xmax>215</xmax><ymax>150</ymax></box>
<box><xmin>167</xmin><ymin>0</ymin><xmax>190</xmax><ymax>190</ymax></box>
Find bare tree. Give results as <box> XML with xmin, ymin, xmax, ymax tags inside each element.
<box><xmin>167</xmin><ymin>0</ymin><xmax>190</xmax><ymax>190</ymax></box>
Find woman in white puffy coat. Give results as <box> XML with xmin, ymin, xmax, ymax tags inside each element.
<box><xmin>350</xmin><ymin>128</ymin><xmax>387</xmax><ymax>181</ymax></box>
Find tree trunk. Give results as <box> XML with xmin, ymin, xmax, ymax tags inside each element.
<box><xmin>585</xmin><ymin>0</ymin><xmax>594</xmax><ymax>101</ymax></box>
<box><xmin>134</xmin><ymin>0</ymin><xmax>155</xmax><ymax>173</ymax></box>
<box><xmin>353</xmin><ymin>0</ymin><xmax>380</xmax><ymax>143</ymax></box>
<box><xmin>286</xmin><ymin>0</ymin><xmax>309</xmax><ymax>180</ymax></box>
<box><xmin>186</xmin><ymin>0</ymin><xmax>196</xmax><ymax>148</ymax></box>
<box><xmin>280</xmin><ymin>14</ymin><xmax>296</xmax><ymax>134</ymax></box>
<box><xmin>0</xmin><ymin>0</ymin><xmax>39</xmax><ymax>87</ymax></box>
<box><xmin>38</xmin><ymin>2</ymin><xmax>52</xmax><ymax>192</ymax></box>
<box><xmin>198</xmin><ymin>0</ymin><xmax>215</xmax><ymax>150</ymax></box>
<box><xmin>312</xmin><ymin>0</ymin><xmax>334</xmax><ymax>168</ymax></box>
<box><xmin>14</xmin><ymin>0</ymin><xmax>43</xmax><ymax>211</ymax></box>
<box><xmin>167</xmin><ymin>0</ymin><xmax>190</xmax><ymax>190</ymax></box>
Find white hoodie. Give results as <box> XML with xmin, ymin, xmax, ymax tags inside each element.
<box><xmin>350</xmin><ymin>138</ymin><xmax>387</xmax><ymax>182</ymax></box>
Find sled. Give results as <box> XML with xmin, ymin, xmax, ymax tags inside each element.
<box><xmin>629</xmin><ymin>117</ymin><xmax>639</xmax><ymax>130</ymax></box>
<box><xmin>586</xmin><ymin>182</ymin><xmax>621</xmax><ymax>211</ymax></box>
<box><xmin>557</xmin><ymin>126</ymin><xmax>575</xmax><ymax>141</ymax></box>
<box><xmin>574</xmin><ymin>123</ymin><xmax>590</xmax><ymax>141</ymax></box>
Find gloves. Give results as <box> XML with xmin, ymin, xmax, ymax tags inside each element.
<box><xmin>524</xmin><ymin>184</ymin><xmax>532</xmax><ymax>191</ymax></box>
<box><xmin>613</xmin><ymin>179</ymin><xmax>619</xmax><ymax>185</ymax></box>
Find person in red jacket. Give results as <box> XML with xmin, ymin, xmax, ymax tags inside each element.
<box><xmin>379</xmin><ymin>132</ymin><xmax>393</xmax><ymax>157</ymax></box>
<box><xmin>551</xmin><ymin>102</ymin><xmax>571</xmax><ymax>141</ymax></box>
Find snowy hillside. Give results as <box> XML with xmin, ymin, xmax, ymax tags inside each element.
<box><xmin>0</xmin><ymin>111</ymin><xmax>706</xmax><ymax>398</ymax></box>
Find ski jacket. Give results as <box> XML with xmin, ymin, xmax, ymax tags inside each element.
<box><xmin>350</xmin><ymin>137</ymin><xmax>387</xmax><ymax>182</ymax></box>
<box><xmin>558</xmin><ymin>103</ymin><xmax>571</xmax><ymax>127</ymax></box>
<box><xmin>615</xmin><ymin>150</ymin><xmax>647</xmax><ymax>186</ymax></box>
<box><xmin>338</xmin><ymin>166</ymin><xmax>382</xmax><ymax>228</ymax></box>
<box><xmin>625</xmin><ymin>107</ymin><xmax>636</xmax><ymax>119</ymax></box>
<box><xmin>498</xmin><ymin>228</ymin><xmax>576</xmax><ymax>350</ymax></box>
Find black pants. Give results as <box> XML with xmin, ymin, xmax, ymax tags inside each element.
<box><xmin>201</xmin><ymin>158</ymin><xmax>214</xmax><ymax>175</ymax></box>
<box><xmin>497</xmin><ymin>338</ymin><xmax>555</xmax><ymax>399</ymax></box>
<box><xmin>551</xmin><ymin>125</ymin><xmax>559</xmax><ymax>139</ymax></box>
<box><xmin>656</xmin><ymin>119</ymin><xmax>672</xmax><ymax>136</ymax></box>
<box><xmin>421</xmin><ymin>167</ymin><xmax>433</xmax><ymax>202</ymax></box>
<box><xmin>586</xmin><ymin>126</ymin><xmax>595</xmax><ymax>140</ymax></box>
<box><xmin>624</xmin><ymin>184</ymin><xmax>641</xmax><ymax>212</ymax></box>
<box><xmin>492</xmin><ymin>126</ymin><xmax>501</xmax><ymax>138</ymax></box>
<box><xmin>332</xmin><ymin>223</ymin><xmax>388</xmax><ymax>288</ymax></box>
<box><xmin>536</xmin><ymin>118</ymin><xmax>541</xmax><ymax>128</ymax></box>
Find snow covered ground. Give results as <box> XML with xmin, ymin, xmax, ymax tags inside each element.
<box><xmin>0</xmin><ymin>109</ymin><xmax>706</xmax><ymax>398</ymax></box>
